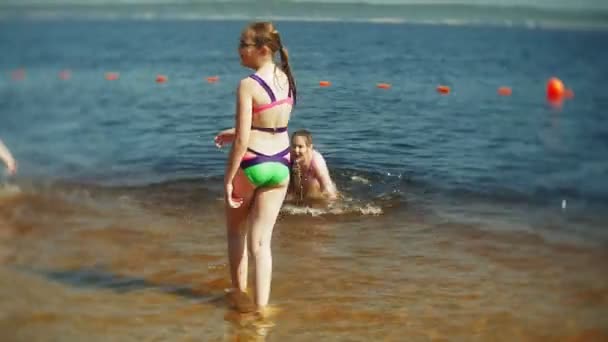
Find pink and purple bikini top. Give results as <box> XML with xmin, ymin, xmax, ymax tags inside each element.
<box><xmin>249</xmin><ymin>74</ymin><xmax>293</xmax><ymax>134</ymax></box>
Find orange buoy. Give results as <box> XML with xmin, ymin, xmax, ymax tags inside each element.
<box><xmin>436</xmin><ymin>85</ymin><xmax>450</xmax><ymax>94</ymax></box>
<box><xmin>206</xmin><ymin>76</ymin><xmax>219</xmax><ymax>83</ymax></box>
<box><xmin>546</xmin><ymin>77</ymin><xmax>565</xmax><ymax>100</ymax></box>
<box><xmin>564</xmin><ymin>88</ymin><xmax>574</xmax><ymax>99</ymax></box>
<box><xmin>319</xmin><ymin>80</ymin><xmax>331</xmax><ymax>87</ymax></box>
<box><xmin>105</xmin><ymin>72</ymin><xmax>119</xmax><ymax>81</ymax></box>
<box><xmin>497</xmin><ymin>86</ymin><xmax>512</xmax><ymax>96</ymax></box>
<box><xmin>59</xmin><ymin>70</ymin><xmax>71</xmax><ymax>80</ymax></box>
<box><xmin>377</xmin><ymin>83</ymin><xmax>391</xmax><ymax>89</ymax></box>
<box><xmin>156</xmin><ymin>74</ymin><xmax>168</xmax><ymax>83</ymax></box>
<box><xmin>11</xmin><ymin>69</ymin><xmax>25</xmax><ymax>81</ymax></box>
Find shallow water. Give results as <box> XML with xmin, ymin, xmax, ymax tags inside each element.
<box><xmin>1</xmin><ymin>181</ymin><xmax>607</xmax><ymax>341</ymax></box>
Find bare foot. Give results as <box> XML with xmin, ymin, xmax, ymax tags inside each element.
<box><xmin>253</xmin><ymin>305</ymin><xmax>281</xmax><ymax>327</ymax></box>
<box><xmin>225</xmin><ymin>288</ymin><xmax>256</xmax><ymax>313</ymax></box>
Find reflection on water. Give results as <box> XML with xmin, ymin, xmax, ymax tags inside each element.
<box><xmin>1</xmin><ymin>182</ymin><xmax>607</xmax><ymax>341</ymax></box>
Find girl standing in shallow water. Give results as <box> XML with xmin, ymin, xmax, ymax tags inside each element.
<box><xmin>214</xmin><ymin>22</ymin><xmax>296</xmax><ymax>315</ymax></box>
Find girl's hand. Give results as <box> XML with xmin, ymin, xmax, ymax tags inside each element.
<box><xmin>6</xmin><ymin>159</ymin><xmax>16</xmax><ymax>175</ymax></box>
<box><xmin>225</xmin><ymin>183</ymin><xmax>243</xmax><ymax>208</ymax></box>
<box><xmin>214</xmin><ymin>129</ymin><xmax>236</xmax><ymax>148</ymax></box>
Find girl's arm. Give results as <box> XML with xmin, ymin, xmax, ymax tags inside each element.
<box><xmin>0</xmin><ymin>139</ymin><xmax>16</xmax><ymax>175</ymax></box>
<box><xmin>313</xmin><ymin>152</ymin><xmax>337</xmax><ymax>200</ymax></box>
<box><xmin>224</xmin><ymin>79</ymin><xmax>253</xmax><ymax>207</ymax></box>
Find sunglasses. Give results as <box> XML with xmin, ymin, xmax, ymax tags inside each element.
<box><xmin>239</xmin><ymin>40</ymin><xmax>257</xmax><ymax>49</ymax></box>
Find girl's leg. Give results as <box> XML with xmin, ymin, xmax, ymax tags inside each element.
<box><xmin>226</xmin><ymin>168</ymin><xmax>256</xmax><ymax>292</ymax></box>
<box><xmin>248</xmin><ymin>182</ymin><xmax>289</xmax><ymax>309</ymax></box>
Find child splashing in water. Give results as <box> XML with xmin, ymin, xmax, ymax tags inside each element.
<box><xmin>289</xmin><ymin>130</ymin><xmax>338</xmax><ymax>203</ymax></box>
<box><xmin>214</xmin><ymin>22</ymin><xmax>296</xmax><ymax>316</ymax></box>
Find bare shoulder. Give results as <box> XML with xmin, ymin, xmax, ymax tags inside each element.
<box><xmin>313</xmin><ymin>150</ymin><xmax>325</xmax><ymax>161</ymax></box>
<box><xmin>312</xmin><ymin>150</ymin><xmax>328</xmax><ymax>168</ymax></box>
<box><xmin>237</xmin><ymin>77</ymin><xmax>257</xmax><ymax>92</ymax></box>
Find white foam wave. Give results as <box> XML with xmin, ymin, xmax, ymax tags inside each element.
<box><xmin>350</xmin><ymin>175</ymin><xmax>371</xmax><ymax>184</ymax></box>
<box><xmin>281</xmin><ymin>202</ymin><xmax>383</xmax><ymax>216</ymax></box>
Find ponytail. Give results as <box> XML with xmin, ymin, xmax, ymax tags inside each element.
<box><xmin>275</xmin><ymin>33</ymin><xmax>297</xmax><ymax>106</ymax></box>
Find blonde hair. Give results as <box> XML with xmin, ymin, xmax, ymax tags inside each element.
<box><xmin>291</xmin><ymin>129</ymin><xmax>312</xmax><ymax>146</ymax></box>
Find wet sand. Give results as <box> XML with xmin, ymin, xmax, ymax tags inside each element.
<box><xmin>1</xmin><ymin>183</ymin><xmax>607</xmax><ymax>341</ymax></box>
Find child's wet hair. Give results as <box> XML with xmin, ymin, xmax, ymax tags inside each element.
<box><xmin>291</xmin><ymin>129</ymin><xmax>313</xmax><ymax>146</ymax></box>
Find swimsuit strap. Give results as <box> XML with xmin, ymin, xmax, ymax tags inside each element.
<box><xmin>247</xmin><ymin>147</ymin><xmax>290</xmax><ymax>158</ymax></box>
<box><xmin>240</xmin><ymin>147</ymin><xmax>291</xmax><ymax>169</ymax></box>
<box><xmin>249</xmin><ymin>74</ymin><xmax>276</xmax><ymax>102</ymax></box>
<box><xmin>251</xmin><ymin>126</ymin><xmax>288</xmax><ymax>133</ymax></box>
<box><xmin>252</xmin><ymin>97</ymin><xmax>294</xmax><ymax>114</ymax></box>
